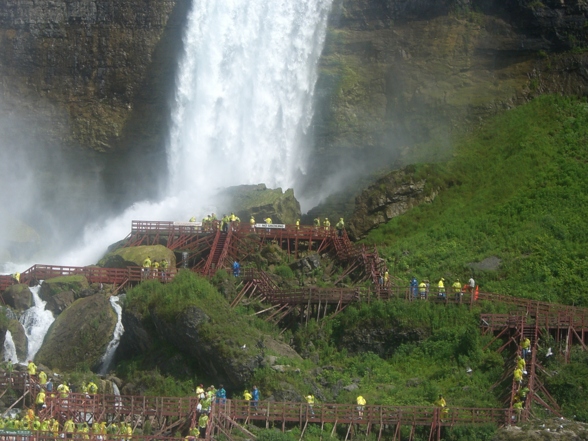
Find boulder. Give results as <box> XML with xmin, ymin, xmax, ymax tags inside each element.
<box><xmin>39</xmin><ymin>276</ymin><xmax>89</xmax><ymax>302</ymax></box>
<box><xmin>1</xmin><ymin>284</ymin><xmax>33</xmax><ymax>311</ymax></box>
<box><xmin>290</xmin><ymin>255</ymin><xmax>321</xmax><ymax>275</ymax></box>
<box><xmin>99</xmin><ymin>245</ymin><xmax>175</xmax><ymax>269</ymax></box>
<box><xmin>149</xmin><ymin>305</ymin><xmax>301</xmax><ymax>389</ymax></box>
<box><xmin>45</xmin><ymin>291</ymin><xmax>76</xmax><ymax>315</ymax></box>
<box><xmin>216</xmin><ymin>184</ymin><xmax>302</xmax><ymax>224</ymax></box>
<box><xmin>348</xmin><ymin>167</ymin><xmax>438</xmax><ymax>239</ymax></box>
<box><xmin>35</xmin><ymin>294</ymin><xmax>117</xmax><ymax>371</ymax></box>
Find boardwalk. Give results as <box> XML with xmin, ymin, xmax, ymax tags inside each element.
<box><xmin>0</xmin><ymin>373</ymin><xmax>510</xmax><ymax>441</ymax></box>
<box><xmin>2</xmin><ymin>220</ymin><xmax>588</xmax><ymax>438</ymax></box>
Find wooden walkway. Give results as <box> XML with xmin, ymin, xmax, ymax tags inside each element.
<box><xmin>0</xmin><ymin>373</ymin><xmax>510</xmax><ymax>441</ymax></box>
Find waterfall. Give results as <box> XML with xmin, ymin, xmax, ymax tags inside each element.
<box><xmin>2</xmin><ymin>330</ymin><xmax>18</xmax><ymax>363</ymax></box>
<box><xmin>98</xmin><ymin>296</ymin><xmax>124</xmax><ymax>375</ymax></box>
<box><xmin>55</xmin><ymin>0</ymin><xmax>333</xmax><ymax>266</ymax></box>
<box><xmin>168</xmin><ymin>0</ymin><xmax>333</xmax><ymax>199</ymax></box>
<box><xmin>19</xmin><ymin>286</ymin><xmax>55</xmax><ymax>361</ymax></box>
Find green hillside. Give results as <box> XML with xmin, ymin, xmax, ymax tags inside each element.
<box><xmin>367</xmin><ymin>95</ymin><xmax>588</xmax><ymax>306</ymax></box>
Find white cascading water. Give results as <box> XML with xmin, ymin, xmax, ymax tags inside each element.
<box><xmin>2</xmin><ymin>330</ymin><xmax>18</xmax><ymax>363</ymax></box>
<box><xmin>56</xmin><ymin>0</ymin><xmax>332</xmax><ymax>266</ymax></box>
<box><xmin>19</xmin><ymin>285</ymin><xmax>55</xmax><ymax>361</ymax></box>
<box><xmin>167</xmin><ymin>0</ymin><xmax>333</xmax><ymax>195</ymax></box>
<box><xmin>98</xmin><ymin>296</ymin><xmax>124</xmax><ymax>375</ymax></box>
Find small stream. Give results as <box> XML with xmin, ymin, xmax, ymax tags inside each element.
<box><xmin>98</xmin><ymin>295</ymin><xmax>124</xmax><ymax>375</ymax></box>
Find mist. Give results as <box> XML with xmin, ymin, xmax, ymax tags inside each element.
<box><xmin>0</xmin><ymin>98</ymin><xmax>110</xmax><ymax>271</ymax></box>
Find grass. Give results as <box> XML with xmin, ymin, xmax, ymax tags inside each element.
<box><xmin>364</xmin><ymin>95</ymin><xmax>588</xmax><ymax>305</ymax></box>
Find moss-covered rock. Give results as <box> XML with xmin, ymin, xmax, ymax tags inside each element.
<box><xmin>149</xmin><ymin>304</ymin><xmax>301</xmax><ymax>389</ymax></box>
<box><xmin>99</xmin><ymin>245</ymin><xmax>175</xmax><ymax>269</ymax></box>
<box><xmin>35</xmin><ymin>294</ymin><xmax>117</xmax><ymax>371</ymax></box>
<box><xmin>45</xmin><ymin>291</ymin><xmax>75</xmax><ymax>315</ymax></box>
<box><xmin>217</xmin><ymin>184</ymin><xmax>301</xmax><ymax>224</ymax></box>
<box><xmin>39</xmin><ymin>276</ymin><xmax>89</xmax><ymax>302</ymax></box>
<box><xmin>121</xmin><ymin>271</ymin><xmax>302</xmax><ymax>390</ymax></box>
<box><xmin>1</xmin><ymin>284</ymin><xmax>33</xmax><ymax>311</ymax></box>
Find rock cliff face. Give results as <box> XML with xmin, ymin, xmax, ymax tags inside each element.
<box><xmin>0</xmin><ymin>0</ymin><xmax>587</xmax><ymax>226</ymax></box>
<box><xmin>0</xmin><ymin>0</ymin><xmax>188</xmax><ymax>208</ymax></box>
<box><xmin>301</xmin><ymin>0</ymin><xmax>588</xmax><ymax>199</ymax></box>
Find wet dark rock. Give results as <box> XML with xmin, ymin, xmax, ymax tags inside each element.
<box><xmin>99</xmin><ymin>254</ymin><xmax>138</xmax><ymax>269</ymax></box>
<box><xmin>45</xmin><ymin>291</ymin><xmax>75</xmax><ymax>315</ymax></box>
<box><xmin>149</xmin><ymin>305</ymin><xmax>263</xmax><ymax>389</ymax></box>
<box><xmin>304</xmin><ymin>0</ymin><xmax>588</xmax><ymax>201</ymax></box>
<box><xmin>121</xmin><ymin>302</ymin><xmax>302</xmax><ymax>390</ymax></box>
<box><xmin>117</xmin><ymin>309</ymin><xmax>154</xmax><ymax>359</ymax></box>
<box><xmin>290</xmin><ymin>255</ymin><xmax>322</xmax><ymax>274</ymax></box>
<box><xmin>268</xmin><ymin>383</ymin><xmax>304</xmax><ymax>402</ymax></box>
<box><xmin>260</xmin><ymin>244</ymin><xmax>286</xmax><ymax>266</ymax></box>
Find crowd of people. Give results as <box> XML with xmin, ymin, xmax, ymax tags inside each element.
<box><xmin>512</xmin><ymin>338</ymin><xmax>532</xmax><ymax>421</ymax></box>
<box><xmin>3</xmin><ymin>362</ymin><xmax>125</xmax><ymax>439</ymax></box>
<box><xmin>15</xmin><ymin>360</ymin><xmax>525</xmax><ymax>438</ymax></box>
<box><xmin>187</xmin><ymin>384</ymin><xmax>260</xmax><ymax>439</ymax></box>
<box><xmin>403</xmin><ymin>276</ymin><xmax>478</xmax><ymax>302</ymax></box>
<box><xmin>313</xmin><ymin>217</ymin><xmax>346</xmax><ymax>236</ymax></box>
<box><xmin>141</xmin><ymin>256</ymin><xmax>170</xmax><ymax>281</ymax></box>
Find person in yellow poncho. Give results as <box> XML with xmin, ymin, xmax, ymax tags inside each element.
<box><xmin>27</xmin><ymin>360</ymin><xmax>37</xmax><ymax>377</ymax></box>
<box><xmin>435</xmin><ymin>394</ymin><xmax>449</xmax><ymax>420</ymax></box>
<box><xmin>356</xmin><ymin>395</ymin><xmax>366</xmax><ymax>418</ymax></box>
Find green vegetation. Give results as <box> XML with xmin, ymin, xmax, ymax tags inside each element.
<box><xmin>125</xmin><ymin>271</ymin><xmax>273</xmax><ymax>354</ymax></box>
<box><xmin>366</xmin><ymin>96</ymin><xmax>588</xmax><ymax>306</ymax></box>
<box><xmin>109</xmin><ymin>96</ymin><xmax>588</xmax><ymax>438</ymax></box>
<box><xmin>294</xmin><ymin>300</ymin><xmax>503</xmax><ymax>408</ymax></box>
<box><xmin>40</xmin><ymin>275</ymin><xmax>89</xmax><ymax>298</ymax></box>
